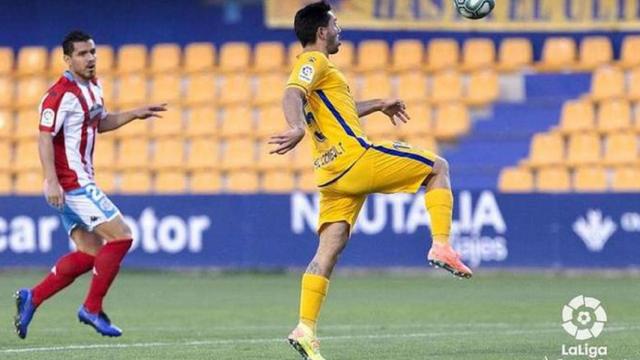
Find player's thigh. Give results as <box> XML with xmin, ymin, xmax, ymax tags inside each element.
<box><xmin>317</xmin><ymin>189</ymin><xmax>366</xmax><ymax>235</ymax></box>
<box><xmin>64</xmin><ymin>184</ymin><xmax>124</xmax><ymax>237</ymax></box>
<box><xmin>369</xmin><ymin>141</ymin><xmax>436</xmax><ymax>193</ymax></box>
<box><xmin>92</xmin><ymin>215</ymin><xmax>132</xmax><ymax>242</ymax></box>
<box><xmin>70</xmin><ymin>228</ymin><xmax>104</xmax><ymax>255</ymax></box>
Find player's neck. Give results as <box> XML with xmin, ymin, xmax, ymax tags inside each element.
<box><xmin>303</xmin><ymin>44</ymin><xmax>329</xmax><ymax>57</ymax></box>
<box><xmin>69</xmin><ymin>70</ymin><xmax>91</xmax><ymax>85</ymax></box>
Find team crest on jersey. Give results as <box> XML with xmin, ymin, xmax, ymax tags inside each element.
<box><xmin>40</xmin><ymin>109</ymin><xmax>55</xmax><ymax>127</ymax></box>
<box><xmin>299</xmin><ymin>64</ymin><xmax>314</xmax><ymax>83</ymax></box>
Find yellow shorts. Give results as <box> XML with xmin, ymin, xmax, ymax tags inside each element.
<box><xmin>318</xmin><ymin>140</ymin><xmax>437</xmax><ymax>232</ymax></box>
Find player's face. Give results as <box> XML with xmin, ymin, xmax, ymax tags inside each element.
<box><xmin>66</xmin><ymin>40</ymin><xmax>97</xmax><ymax>80</ymax></box>
<box><xmin>325</xmin><ymin>12</ymin><xmax>341</xmax><ymax>55</ymax></box>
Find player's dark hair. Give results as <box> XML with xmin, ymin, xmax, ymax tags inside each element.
<box><xmin>62</xmin><ymin>30</ymin><xmax>93</xmax><ymax>56</ymax></box>
<box><xmin>294</xmin><ymin>1</ymin><xmax>332</xmax><ymax>47</ymax></box>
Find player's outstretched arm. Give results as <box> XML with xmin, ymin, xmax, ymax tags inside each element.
<box><xmin>269</xmin><ymin>87</ymin><xmax>306</xmax><ymax>155</ymax></box>
<box><xmin>357</xmin><ymin>98</ymin><xmax>410</xmax><ymax>125</ymax></box>
<box><xmin>98</xmin><ymin>103</ymin><xmax>168</xmax><ymax>133</ymax></box>
<box><xmin>38</xmin><ymin>132</ymin><xmax>64</xmax><ymax>209</ymax></box>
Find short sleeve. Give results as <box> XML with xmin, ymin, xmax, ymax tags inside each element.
<box><xmin>38</xmin><ymin>92</ymin><xmax>77</xmax><ymax>135</ymax></box>
<box><xmin>286</xmin><ymin>52</ymin><xmax>329</xmax><ymax>95</ymax></box>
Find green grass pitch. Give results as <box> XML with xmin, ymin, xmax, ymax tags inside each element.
<box><xmin>0</xmin><ymin>271</ymin><xmax>638</xmax><ymax>359</ymax></box>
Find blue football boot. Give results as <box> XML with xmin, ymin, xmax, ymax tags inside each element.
<box><xmin>14</xmin><ymin>288</ymin><xmax>37</xmax><ymax>339</ymax></box>
<box><xmin>77</xmin><ymin>305</ymin><xmax>122</xmax><ymax>337</ymax></box>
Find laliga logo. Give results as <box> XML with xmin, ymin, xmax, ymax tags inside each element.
<box><xmin>562</xmin><ymin>295</ymin><xmax>607</xmax><ymax>340</ymax></box>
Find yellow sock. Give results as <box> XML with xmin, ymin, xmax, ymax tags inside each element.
<box><xmin>299</xmin><ymin>273</ymin><xmax>329</xmax><ymax>332</ymax></box>
<box><xmin>425</xmin><ymin>188</ymin><xmax>453</xmax><ymax>245</ymax></box>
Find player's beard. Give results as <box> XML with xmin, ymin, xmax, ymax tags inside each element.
<box><xmin>327</xmin><ymin>35</ymin><xmax>340</xmax><ymax>55</ymax></box>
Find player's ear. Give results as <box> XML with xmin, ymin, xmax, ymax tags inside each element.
<box><xmin>63</xmin><ymin>54</ymin><xmax>72</xmax><ymax>66</ymax></box>
<box><xmin>316</xmin><ymin>26</ymin><xmax>327</xmax><ymax>42</ymax></box>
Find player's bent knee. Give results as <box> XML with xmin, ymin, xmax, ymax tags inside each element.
<box><xmin>434</xmin><ymin>156</ymin><xmax>450</xmax><ymax>175</ymax></box>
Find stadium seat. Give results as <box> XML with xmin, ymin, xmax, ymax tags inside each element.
<box><xmin>96</xmin><ymin>45</ymin><xmax>115</xmax><ymax>75</ymax></box>
<box><xmin>94</xmin><ymin>170</ymin><xmax>116</xmax><ymax>193</ymax></box>
<box><xmin>627</xmin><ymin>67</ymin><xmax>640</xmax><ymax>102</ymax></box>
<box><xmin>225</xmin><ymin>170</ymin><xmax>259</xmax><ymax>193</ymax></box>
<box><xmin>425</xmin><ymin>39</ymin><xmax>459</xmax><ymax>72</ymax></box>
<box><xmin>566</xmin><ymin>132</ymin><xmax>602</xmax><ymax>166</ymax></box>
<box><xmin>217</xmin><ymin>74</ymin><xmax>251</xmax><ymax>106</ymax></box>
<box><xmin>114</xmin><ymin>116</ymin><xmax>150</xmax><ymax>139</ymax></box>
<box><xmin>297</xmin><ymin>169</ymin><xmax>316</xmax><ymax>192</ymax></box>
<box><xmin>48</xmin><ymin>47</ymin><xmax>66</xmax><ymax>77</ymax></box>
<box><xmin>292</xmin><ymin>140</ymin><xmax>313</xmax><ymax>171</ymax></box>
<box><xmin>0</xmin><ymin>141</ymin><xmax>11</xmax><ymax>171</ymax></box>
<box><xmin>364</xmin><ymin>111</ymin><xmax>399</xmax><ymax>140</ymax></box>
<box><xmin>12</xmin><ymin>139</ymin><xmax>40</xmax><ymax>172</ymax></box>
<box><xmin>465</xmin><ymin>70</ymin><xmax>499</xmax><ymax>107</ymax></box>
<box><xmin>536</xmin><ymin>166</ymin><xmax>571</xmax><ymax>192</ymax></box>
<box><xmin>403</xmin><ymin>135</ymin><xmax>438</xmax><ymax>154</ymax></box>
<box><xmin>257</xmin><ymin>146</ymin><xmax>293</xmax><ymax>171</ymax></box>
<box><xmin>256</xmin><ymin>105</ymin><xmax>285</xmax><ymax>139</ymax></box>
<box><xmin>155</xmin><ymin>170</ymin><xmax>187</xmax><ymax>193</ymax></box>
<box><xmin>184</xmin><ymin>73</ymin><xmax>216</xmax><ymax>106</ymax></box>
<box><xmin>149</xmin><ymin>73</ymin><xmax>182</xmax><ymax>104</ymax></box>
<box><xmin>0</xmin><ymin>171</ymin><xmax>11</xmax><ymax>194</ymax></box>
<box><xmin>183</xmin><ymin>42</ymin><xmax>216</xmax><ymax>74</ymax></box>
<box><xmin>603</xmin><ymin>133</ymin><xmax>638</xmax><ymax>165</ymax></box>
<box><xmin>330</xmin><ymin>41</ymin><xmax>355</xmax><ymax>71</ymax></box>
<box><xmin>497</xmin><ymin>166</ymin><xmax>534</xmax><ymax>192</ymax></box>
<box><xmin>590</xmin><ymin>66</ymin><xmax>625</xmax><ymax>102</ymax></box>
<box><xmin>92</xmin><ymin>137</ymin><xmax>116</xmax><ymax>171</ymax></box>
<box><xmin>16</xmin><ymin>76</ymin><xmax>48</xmax><ymax>109</ymax></box>
<box><xmin>611</xmin><ymin>166</ymin><xmax>640</xmax><ymax>191</ymax></box>
<box><xmin>115</xmin><ymin>74</ymin><xmax>147</xmax><ymax>108</ymax></box>
<box><xmin>151</xmin><ymin>138</ymin><xmax>185</xmax><ymax>170</ymax></box>
<box><xmin>262</xmin><ymin>170</ymin><xmax>295</xmax><ymax>193</ymax></box>
<box><xmin>557</xmin><ymin>100</ymin><xmax>595</xmax><ymax>134</ymax></box>
<box><xmin>397</xmin><ymin>103</ymin><xmax>432</xmax><ymax>137</ymax></box>
<box><xmin>356</xmin><ymin>40</ymin><xmax>389</xmax><ymax>73</ymax></box>
<box><xmin>186</xmin><ymin>137</ymin><xmax>220</xmax><ymax>170</ymax></box>
<box><xmin>497</xmin><ymin>38</ymin><xmax>533</xmax><ymax>72</ymax></box>
<box><xmin>150</xmin><ymin>109</ymin><xmax>183</xmax><ymax>138</ymax></box>
<box><xmin>0</xmin><ymin>110</ymin><xmax>13</xmax><ymax>139</ymax></box>
<box><xmin>433</xmin><ymin>103</ymin><xmax>470</xmax><ymax>141</ymax></box>
<box><xmin>14</xmin><ymin>170</ymin><xmax>41</xmax><ymax>195</ymax></box>
<box><xmin>577</xmin><ymin>36</ymin><xmax>613</xmax><ymax>71</ymax></box>
<box><xmin>391</xmin><ymin>39</ymin><xmax>423</xmax><ymax>73</ymax></box>
<box><xmin>358</xmin><ymin>72</ymin><xmax>391</xmax><ymax>101</ymax></box>
<box><xmin>119</xmin><ymin>170</ymin><xmax>152</xmax><ymax>194</ymax></box>
<box><xmin>185</xmin><ymin>106</ymin><xmax>218</xmax><ymax>138</ymax></box>
<box><xmin>149</xmin><ymin>43</ymin><xmax>181</xmax><ymax>74</ymax></box>
<box><xmin>17</xmin><ymin>46</ymin><xmax>48</xmax><ymax>77</ymax></box>
<box><xmin>523</xmin><ymin>132</ymin><xmax>565</xmax><ymax>168</ymax></box>
<box><xmin>117</xmin><ymin>138</ymin><xmax>150</xmax><ymax>170</ymax></box>
<box><xmin>596</xmin><ymin>99</ymin><xmax>631</xmax><ymax>133</ymax></box>
<box><xmin>218</xmin><ymin>42</ymin><xmax>251</xmax><ymax>73</ymax></box>
<box><xmin>430</xmin><ymin>71</ymin><xmax>463</xmax><ymax>104</ymax></box>
<box><xmin>537</xmin><ymin>37</ymin><xmax>577</xmax><ymax>72</ymax></box>
<box><xmin>98</xmin><ymin>75</ymin><xmax>115</xmax><ymax>105</ymax></box>
<box><xmin>253</xmin><ymin>73</ymin><xmax>286</xmax><ymax>106</ymax></box>
<box><xmin>219</xmin><ymin>106</ymin><xmax>253</xmax><ymax>139</ymax></box>
<box><xmin>396</xmin><ymin>72</ymin><xmax>428</xmax><ymax>104</ymax></box>
<box><xmin>573</xmin><ymin>166</ymin><xmax>608</xmax><ymax>192</ymax></box>
<box><xmin>619</xmin><ymin>35</ymin><xmax>640</xmax><ymax>69</ymax></box>
<box><xmin>221</xmin><ymin>138</ymin><xmax>256</xmax><ymax>171</ymax></box>
<box><xmin>0</xmin><ymin>77</ymin><xmax>15</xmax><ymax>109</ymax></box>
<box><xmin>116</xmin><ymin>44</ymin><xmax>147</xmax><ymax>75</ymax></box>
<box><xmin>14</xmin><ymin>110</ymin><xmax>39</xmax><ymax>140</ymax></box>
<box><xmin>287</xmin><ymin>41</ymin><xmax>303</xmax><ymax>68</ymax></box>
<box><xmin>190</xmin><ymin>169</ymin><xmax>222</xmax><ymax>193</ymax></box>
<box><xmin>0</xmin><ymin>47</ymin><xmax>14</xmax><ymax>76</ymax></box>
<box><xmin>461</xmin><ymin>38</ymin><xmax>495</xmax><ymax>72</ymax></box>
<box><xmin>253</xmin><ymin>41</ymin><xmax>285</xmax><ymax>73</ymax></box>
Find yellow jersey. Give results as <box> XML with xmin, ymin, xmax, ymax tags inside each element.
<box><xmin>286</xmin><ymin>51</ymin><xmax>370</xmax><ymax>187</ymax></box>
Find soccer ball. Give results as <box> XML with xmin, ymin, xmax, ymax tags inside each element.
<box><xmin>453</xmin><ymin>0</ymin><xmax>495</xmax><ymax>20</ymax></box>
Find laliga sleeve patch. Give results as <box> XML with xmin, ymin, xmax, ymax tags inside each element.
<box><xmin>40</xmin><ymin>109</ymin><xmax>55</xmax><ymax>127</ymax></box>
<box><xmin>298</xmin><ymin>64</ymin><xmax>315</xmax><ymax>83</ymax></box>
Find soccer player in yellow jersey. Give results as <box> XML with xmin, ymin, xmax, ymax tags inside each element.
<box><xmin>269</xmin><ymin>2</ymin><xmax>472</xmax><ymax>359</ymax></box>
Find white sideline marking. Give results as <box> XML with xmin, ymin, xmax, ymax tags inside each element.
<box><xmin>2</xmin><ymin>325</ymin><xmax>637</xmax><ymax>354</ymax></box>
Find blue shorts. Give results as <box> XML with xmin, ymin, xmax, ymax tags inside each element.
<box><xmin>57</xmin><ymin>184</ymin><xmax>121</xmax><ymax>235</ymax></box>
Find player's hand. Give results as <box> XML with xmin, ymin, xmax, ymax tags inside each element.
<box><xmin>381</xmin><ymin>99</ymin><xmax>410</xmax><ymax>125</ymax></box>
<box><xmin>269</xmin><ymin>127</ymin><xmax>305</xmax><ymax>155</ymax></box>
<box><xmin>43</xmin><ymin>178</ymin><xmax>64</xmax><ymax>209</ymax></box>
<box><xmin>133</xmin><ymin>103</ymin><xmax>168</xmax><ymax>120</ymax></box>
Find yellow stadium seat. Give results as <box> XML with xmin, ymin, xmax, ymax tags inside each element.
<box><xmin>226</xmin><ymin>170</ymin><xmax>259</xmax><ymax>193</ymax></box>
<box><xmin>619</xmin><ymin>35</ymin><xmax>640</xmax><ymax>69</ymax></box>
<box><xmin>0</xmin><ymin>110</ymin><xmax>13</xmax><ymax>139</ymax></box>
<box><xmin>12</xmin><ymin>139</ymin><xmax>40</xmax><ymax>172</ymax></box>
<box><xmin>364</xmin><ymin>111</ymin><xmax>398</xmax><ymax>140</ymax></box>
<box><xmin>466</xmin><ymin>70</ymin><xmax>499</xmax><ymax>107</ymax></box>
<box><xmin>253</xmin><ymin>73</ymin><xmax>286</xmax><ymax>106</ymax></box>
<box><xmin>391</xmin><ymin>39</ymin><xmax>424</xmax><ymax>73</ymax></box>
<box><xmin>461</xmin><ymin>38</ymin><xmax>495</xmax><ymax>72</ymax></box>
<box><xmin>150</xmin><ymin>109</ymin><xmax>183</xmax><ymax>138</ymax></box>
<box><xmin>155</xmin><ymin>170</ymin><xmax>187</xmax><ymax>194</ymax></box>
<box><xmin>116</xmin><ymin>44</ymin><xmax>147</xmax><ymax>75</ymax></box>
<box><xmin>498</xmin><ymin>166</ymin><xmax>534</xmax><ymax>192</ymax></box>
<box><xmin>151</xmin><ymin>138</ymin><xmax>185</xmax><ymax>170</ymax></box>
<box><xmin>287</xmin><ymin>41</ymin><xmax>303</xmax><ymax>68</ymax></box>
<box><xmin>397</xmin><ymin>103</ymin><xmax>432</xmax><ymax>137</ymax></box>
<box><xmin>430</xmin><ymin>71</ymin><xmax>463</xmax><ymax>104</ymax></box>
<box><xmin>573</xmin><ymin>166</ymin><xmax>608</xmax><ymax>192</ymax></box>
<box><xmin>14</xmin><ymin>110</ymin><xmax>38</xmax><ymax>140</ymax></box>
<box><xmin>187</xmin><ymin>138</ymin><xmax>220</xmax><ymax>170</ymax></box>
<box><xmin>0</xmin><ymin>47</ymin><xmax>14</xmax><ymax>76</ymax></box>
<box><xmin>356</xmin><ymin>40</ymin><xmax>389</xmax><ymax>73</ymax></box>
<box><xmin>0</xmin><ymin>171</ymin><xmax>12</xmax><ymax>194</ymax></box>
<box><xmin>331</xmin><ymin>41</ymin><xmax>355</xmax><ymax>71</ymax></box>
<box><xmin>257</xmin><ymin>146</ymin><xmax>293</xmax><ymax>171</ymax></box>
<box><xmin>17</xmin><ymin>46</ymin><xmax>47</xmax><ymax>77</ymax></box>
<box><xmin>611</xmin><ymin>166</ymin><xmax>640</xmax><ymax>192</ymax></box>
<box><xmin>404</xmin><ymin>135</ymin><xmax>438</xmax><ymax>154</ymax></box>
<box><xmin>256</xmin><ymin>105</ymin><xmax>285</xmax><ymax>139</ymax></box>
<box><xmin>92</xmin><ymin>137</ymin><xmax>116</xmax><ymax>171</ymax></box>
<box><xmin>558</xmin><ymin>100</ymin><xmax>595</xmax><ymax>134</ymax></box>
<box><xmin>396</xmin><ymin>72</ymin><xmax>428</xmax><ymax>104</ymax></box>
<box><xmin>96</xmin><ymin>45</ymin><xmax>115</xmax><ymax>75</ymax></box>
<box><xmin>566</xmin><ymin>132</ymin><xmax>602</xmax><ymax>167</ymax></box>
<box><xmin>433</xmin><ymin>103</ymin><xmax>470</xmax><ymax>141</ymax></box>
<box><xmin>219</xmin><ymin>106</ymin><xmax>253</xmax><ymax>139</ymax></box>
<box><xmin>221</xmin><ymin>139</ymin><xmax>255</xmax><ymax>171</ymax></box>
<box><xmin>117</xmin><ymin>138</ymin><xmax>150</xmax><ymax>170</ymax></box>
<box><xmin>16</xmin><ymin>77</ymin><xmax>48</xmax><ymax>109</ymax></box>
<box><xmin>627</xmin><ymin>67</ymin><xmax>640</xmax><ymax>102</ymax></box>
<box><xmin>596</xmin><ymin>99</ymin><xmax>631</xmax><ymax>133</ymax></box>
<box><xmin>190</xmin><ymin>169</ymin><xmax>222</xmax><ymax>193</ymax></box>
<box><xmin>0</xmin><ymin>77</ymin><xmax>14</xmax><ymax>109</ymax></box>
<box><xmin>98</xmin><ymin>75</ymin><xmax>114</xmax><ymax>105</ymax></box>
<box><xmin>184</xmin><ymin>42</ymin><xmax>216</xmax><ymax>74</ymax></box>
<box><xmin>603</xmin><ymin>133</ymin><xmax>638</xmax><ymax>165</ymax></box>
<box><xmin>425</xmin><ymin>39</ymin><xmax>459</xmax><ymax>72</ymax></box>
<box><xmin>497</xmin><ymin>38</ymin><xmax>532</xmax><ymax>72</ymax></box>
<box><xmin>149</xmin><ymin>43</ymin><xmax>181</xmax><ymax>74</ymax></box>
<box><xmin>253</xmin><ymin>42</ymin><xmax>285</xmax><ymax>73</ymax></box>
<box><xmin>115</xmin><ymin>74</ymin><xmax>147</xmax><ymax>108</ymax></box>
<box><xmin>297</xmin><ymin>169</ymin><xmax>315</xmax><ymax>192</ymax></box>
<box><xmin>183</xmin><ymin>73</ymin><xmax>216</xmax><ymax>107</ymax></box>
<box><xmin>119</xmin><ymin>170</ymin><xmax>151</xmax><ymax>194</ymax></box>
<box><xmin>49</xmin><ymin>47</ymin><xmax>67</xmax><ymax>77</ymax></box>
<box><xmin>0</xmin><ymin>141</ymin><xmax>11</xmax><ymax>171</ymax></box>
<box><xmin>93</xmin><ymin>170</ymin><xmax>116</xmax><ymax>193</ymax></box>
<box><xmin>14</xmin><ymin>170</ymin><xmax>41</xmax><ymax>195</ymax></box>
<box><xmin>537</xmin><ymin>37</ymin><xmax>577</xmax><ymax>72</ymax></box>
<box><xmin>149</xmin><ymin>73</ymin><xmax>181</xmax><ymax>104</ymax></box>
<box><xmin>590</xmin><ymin>66</ymin><xmax>625</xmax><ymax>102</ymax></box>
<box><xmin>536</xmin><ymin>166</ymin><xmax>571</xmax><ymax>192</ymax></box>
<box><xmin>217</xmin><ymin>74</ymin><xmax>251</xmax><ymax>106</ymax></box>
<box><xmin>114</xmin><ymin>117</ymin><xmax>150</xmax><ymax>139</ymax></box>
<box><xmin>577</xmin><ymin>36</ymin><xmax>613</xmax><ymax>71</ymax></box>
<box><xmin>262</xmin><ymin>170</ymin><xmax>295</xmax><ymax>193</ymax></box>
<box><xmin>185</xmin><ymin>106</ymin><xmax>218</xmax><ymax>138</ymax></box>
<box><xmin>358</xmin><ymin>72</ymin><xmax>391</xmax><ymax>101</ymax></box>
<box><xmin>292</xmin><ymin>140</ymin><xmax>313</xmax><ymax>171</ymax></box>
<box><xmin>218</xmin><ymin>42</ymin><xmax>251</xmax><ymax>73</ymax></box>
<box><xmin>524</xmin><ymin>132</ymin><xmax>565</xmax><ymax>168</ymax></box>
